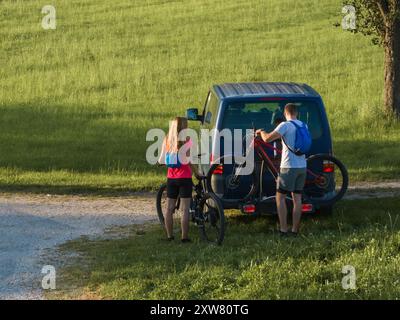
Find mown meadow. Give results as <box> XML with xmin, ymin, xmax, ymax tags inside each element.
<box><xmin>1</xmin><ymin>0</ymin><xmax>399</xmax><ymax>193</ymax></box>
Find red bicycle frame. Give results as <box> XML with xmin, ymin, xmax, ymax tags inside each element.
<box><xmin>250</xmin><ymin>136</ymin><xmax>321</xmax><ymax>182</ymax></box>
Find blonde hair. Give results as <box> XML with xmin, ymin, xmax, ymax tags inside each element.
<box><xmin>166</xmin><ymin>117</ymin><xmax>188</xmax><ymax>152</ymax></box>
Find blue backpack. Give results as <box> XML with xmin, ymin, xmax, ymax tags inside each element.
<box><xmin>165</xmin><ymin>152</ymin><xmax>182</xmax><ymax>169</ymax></box>
<box><xmin>164</xmin><ymin>139</ymin><xmax>182</xmax><ymax>169</ymax></box>
<box><xmin>284</xmin><ymin>120</ymin><xmax>312</xmax><ymax>156</ymax></box>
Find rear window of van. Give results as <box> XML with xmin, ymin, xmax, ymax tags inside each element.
<box><xmin>221</xmin><ymin>100</ymin><xmax>323</xmax><ymax>139</ymax></box>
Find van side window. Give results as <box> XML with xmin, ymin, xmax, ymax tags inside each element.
<box><xmin>202</xmin><ymin>92</ymin><xmax>219</xmax><ymax>130</ymax></box>
<box><xmin>204</xmin><ymin>111</ymin><xmax>212</xmax><ymax>124</ymax></box>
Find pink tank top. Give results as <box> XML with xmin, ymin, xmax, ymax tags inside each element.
<box><xmin>167</xmin><ymin>140</ymin><xmax>192</xmax><ymax>179</ymax></box>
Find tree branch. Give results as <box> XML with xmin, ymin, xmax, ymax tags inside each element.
<box><xmin>377</xmin><ymin>0</ymin><xmax>391</xmax><ymax>26</ymax></box>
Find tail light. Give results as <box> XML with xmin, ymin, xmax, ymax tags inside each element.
<box><xmin>213</xmin><ymin>165</ymin><xmax>223</xmax><ymax>175</ymax></box>
<box><xmin>302</xmin><ymin>204</ymin><xmax>313</xmax><ymax>213</ymax></box>
<box><xmin>242</xmin><ymin>204</ymin><xmax>256</xmax><ymax>214</ymax></box>
<box><xmin>323</xmin><ymin>161</ymin><xmax>334</xmax><ymax>173</ymax></box>
<box><xmin>210</xmin><ymin>153</ymin><xmax>223</xmax><ymax>175</ymax></box>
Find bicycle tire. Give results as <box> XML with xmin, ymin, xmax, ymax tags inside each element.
<box><xmin>156</xmin><ymin>184</ymin><xmax>167</xmax><ymax>226</ymax></box>
<box><xmin>206</xmin><ymin>155</ymin><xmax>259</xmax><ymax>205</ymax></box>
<box><xmin>305</xmin><ymin>154</ymin><xmax>348</xmax><ymax>206</ymax></box>
<box><xmin>156</xmin><ymin>183</ymin><xmax>181</xmax><ymax>227</ymax></box>
<box><xmin>198</xmin><ymin>192</ymin><xmax>225</xmax><ymax>245</ymax></box>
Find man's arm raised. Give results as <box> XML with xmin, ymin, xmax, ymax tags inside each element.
<box><xmin>255</xmin><ymin>129</ymin><xmax>282</xmax><ymax>143</ymax></box>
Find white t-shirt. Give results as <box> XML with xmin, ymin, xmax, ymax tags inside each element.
<box><xmin>274</xmin><ymin>120</ymin><xmax>307</xmax><ymax>169</ymax></box>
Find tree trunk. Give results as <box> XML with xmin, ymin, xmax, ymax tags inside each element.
<box><xmin>383</xmin><ymin>18</ymin><xmax>400</xmax><ymax>118</ymax></box>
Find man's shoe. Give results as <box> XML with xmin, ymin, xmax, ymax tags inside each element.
<box><xmin>181</xmin><ymin>238</ymin><xmax>192</xmax><ymax>243</ymax></box>
<box><xmin>289</xmin><ymin>231</ymin><xmax>299</xmax><ymax>237</ymax></box>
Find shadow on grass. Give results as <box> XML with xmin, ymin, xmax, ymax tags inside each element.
<box><xmin>0</xmin><ymin>103</ymin><xmax>400</xmax><ymax>195</ymax></box>
<box><xmin>53</xmin><ymin>198</ymin><xmax>400</xmax><ymax>300</ymax></box>
<box><xmin>0</xmin><ymin>103</ymin><xmax>165</xmax><ymax>173</ymax></box>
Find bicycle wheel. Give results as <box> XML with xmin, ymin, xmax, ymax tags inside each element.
<box><xmin>198</xmin><ymin>192</ymin><xmax>225</xmax><ymax>245</ymax></box>
<box><xmin>156</xmin><ymin>183</ymin><xmax>180</xmax><ymax>227</ymax></box>
<box><xmin>304</xmin><ymin>154</ymin><xmax>348</xmax><ymax>206</ymax></box>
<box><xmin>206</xmin><ymin>155</ymin><xmax>258</xmax><ymax>205</ymax></box>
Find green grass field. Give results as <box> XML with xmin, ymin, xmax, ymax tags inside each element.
<box><xmin>52</xmin><ymin>198</ymin><xmax>400</xmax><ymax>299</ymax></box>
<box><xmin>1</xmin><ymin>0</ymin><xmax>400</xmax><ymax>193</ymax></box>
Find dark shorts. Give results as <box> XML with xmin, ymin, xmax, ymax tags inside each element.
<box><xmin>277</xmin><ymin>168</ymin><xmax>307</xmax><ymax>194</ymax></box>
<box><xmin>167</xmin><ymin>178</ymin><xmax>193</xmax><ymax>199</ymax></box>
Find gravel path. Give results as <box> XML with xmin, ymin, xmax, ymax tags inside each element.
<box><xmin>0</xmin><ymin>193</ymin><xmax>157</xmax><ymax>300</ymax></box>
<box><xmin>345</xmin><ymin>181</ymin><xmax>400</xmax><ymax>199</ymax></box>
<box><xmin>1</xmin><ymin>181</ymin><xmax>399</xmax><ymax>300</ymax></box>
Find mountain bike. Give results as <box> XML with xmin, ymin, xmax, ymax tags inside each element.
<box><xmin>206</xmin><ymin>132</ymin><xmax>348</xmax><ymax>213</ymax></box>
<box><xmin>156</xmin><ymin>176</ymin><xmax>225</xmax><ymax>245</ymax></box>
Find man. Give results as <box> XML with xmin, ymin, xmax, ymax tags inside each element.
<box><xmin>256</xmin><ymin>103</ymin><xmax>307</xmax><ymax>237</ymax></box>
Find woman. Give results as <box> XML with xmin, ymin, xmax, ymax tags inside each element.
<box><xmin>159</xmin><ymin>117</ymin><xmax>199</xmax><ymax>243</ymax></box>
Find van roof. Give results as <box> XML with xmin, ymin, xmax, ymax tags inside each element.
<box><xmin>213</xmin><ymin>82</ymin><xmax>320</xmax><ymax>99</ymax></box>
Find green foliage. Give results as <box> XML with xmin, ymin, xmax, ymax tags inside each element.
<box><xmin>52</xmin><ymin>198</ymin><xmax>400</xmax><ymax>299</ymax></box>
<box><xmin>346</xmin><ymin>0</ymin><xmax>384</xmax><ymax>44</ymax></box>
<box><xmin>345</xmin><ymin>0</ymin><xmax>400</xmax><ymax>45</ymax></box>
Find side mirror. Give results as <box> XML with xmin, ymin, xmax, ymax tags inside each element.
<box><xmin>186</xmin><ymin>108</ymin><xmax>203</xmax><ymax>121</ymax></box>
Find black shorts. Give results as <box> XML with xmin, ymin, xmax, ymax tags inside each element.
<box><xmin>167</xmin><ymin>178</ymin><xmax>193</xmax><ymax>199</ymax></box>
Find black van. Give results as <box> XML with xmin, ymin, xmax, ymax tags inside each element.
<box><xmin>187</xmin><ymin>82</ymin><xmax>334</xmax><ymax>214</ymax></box>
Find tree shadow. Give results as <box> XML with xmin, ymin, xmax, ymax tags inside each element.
<box><xmin>0</xmin><ymin>103</ymin><xmax>164</xmax><ymax>173</ymax></box>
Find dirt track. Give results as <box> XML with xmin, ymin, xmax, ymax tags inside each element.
<box><xmin>0</xmin><ymin>193</ymin><xmax>157</xmax><ymax>300</ymax></box>
<box><xmin>0</xmin><ymin>181</ymin><xmax>399</xmax><ymax>300</ymax></box>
